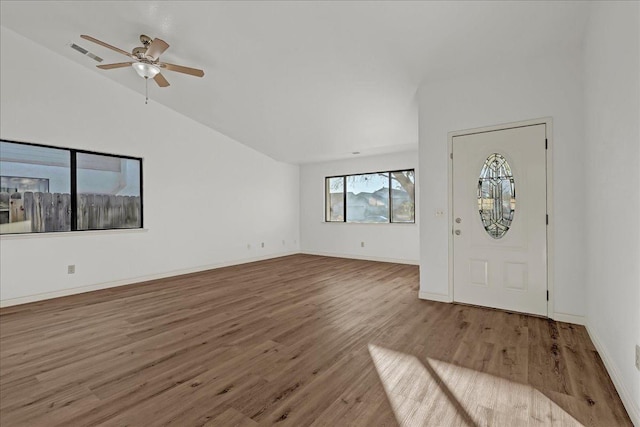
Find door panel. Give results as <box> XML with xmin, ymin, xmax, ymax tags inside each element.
<box><xmin>452</xmin><ymin>124</ymin><xmax>547</xmax><ymax>316</ymax></box>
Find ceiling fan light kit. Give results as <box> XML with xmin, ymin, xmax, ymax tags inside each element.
<box><xmin>80</xmin><ymin>34</ymin><xmax>205</xmax><ymax>104</ymax></box>
<box><xmin>132</xmin><ymin>62</ymin><xmax>160</xmax><ymax>79</ymax></box>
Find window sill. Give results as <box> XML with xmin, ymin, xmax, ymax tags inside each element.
<box><xmin>0</xmin><ymin>228</ymin><xmax>149</xmax><ymax>240</ymax></box>
<box><xmin>322</xmin><ymin>221</ymin><xmax>416</xmax><ymax>226</ymax></box>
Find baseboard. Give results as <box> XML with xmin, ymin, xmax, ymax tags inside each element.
<box><xmin>301</xmin><ymin>250</ymin><xmax>419</xmax><ymax>266</ymax></box>
<box><xmin>418</xmin><ymin>291</ymin><xmax>453</xmax><ymax>303</ymax></box>
<box><xmin>585</xmin><ymin>322</ymin><xmax>640</xmax><ymax>426</ymax></box>
<box><xmin>552</xmin><ymin>312</ymin><xmax>586</xmax><ymax>325</ymax></box>
<box><xmin>0</xmin><ymin>251</ymin><xmax>299</xmax><ymax>308</ymax></box>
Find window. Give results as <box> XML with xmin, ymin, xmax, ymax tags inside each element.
<box><xmin>76</xmin><ymin>153</ymin><xmax>142</xmax><ymax>231</ymax></box>
<box><xmin>478</xmin><ymin>153</ymin><xmax>515</xmax><ymax>239</ymax></box>
<box><xmin>0</xmin><ymin>140</ymin><xmax>142</xmax><ymax>234</ymax></box>
<box><xmin>325</xmin><ymin>177</ymin><xmax>344</xmax><ymax>221</ymax></box>
<box><xmin>325</xmin><ymin>169</ymin><xmax>415</xmax><ymax>223</ymax></box>
<box><xmin>390</xmin><ymin>170</ymin><xmax>415</xmax><ymax>223</ymax></box>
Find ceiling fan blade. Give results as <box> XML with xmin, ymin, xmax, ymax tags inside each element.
<box><xmin>145</xmin><ymin>38</ymin><xmax>169</xmax><ymax>61</ymax></box>
<box><xmin>159</xmin><ymin>62</ymin><xmax>205</xmax><ymax>77</ymax></box>
<box><xmin>153</xmin><ymin>73</ymin><xmax>170</xmax><ymax>87</ymax></box>
<box><xmin>97</xmin><ymin>62</ymin><xmax>134</xmax><ymax>70</ymax></box>
<box><xmin>81</xmin><ymin>35</ymin><xmax>135</xmax><ymax>59</ymax></box>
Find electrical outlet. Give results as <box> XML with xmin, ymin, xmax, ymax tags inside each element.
<box><xmin>636</xmin><ymin>345</ymin><xmax>640</xmax><ymax>371</ymax></box>
<box><xmin>361</xmin><ymin>241</ymin><xmax>365</xmax><ymax>248</ymax></box>
<box><xmin>261</xmin><ymin>242</ymin><xmax>265</xmax><ymax>248</ymax></box>
<box><xmin>67</xmin><ymin>265</ymin><xmax>75</xmax><ymax>274</ymax></box>
<box><xmin>282</xmin><ymin>240</ymin><xmax>285</xmax><ymax>246</ymax></box>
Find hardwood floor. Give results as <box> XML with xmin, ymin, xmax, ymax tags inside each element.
<box><xmin>0</xmin><ymin>254</ymin><xmax>632</xmax><ymax>426</ymax></box>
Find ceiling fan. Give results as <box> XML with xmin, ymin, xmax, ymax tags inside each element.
<box><xmin>80</xmin><ymin>34</ymin><xmax>204</xmax><ymax>98</ymax></box>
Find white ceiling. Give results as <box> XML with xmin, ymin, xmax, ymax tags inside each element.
<box><xmin>0</xmin><ymin>1</ymin><xmax>589</xmax><ymax>164</ymax></box>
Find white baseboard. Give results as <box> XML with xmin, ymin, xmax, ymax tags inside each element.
<box><xmin>0</xmin><ymin>251</ymin><xmax>299</xmax><ymax>308</ymax></box>
<box><xmin>301</xmin><ymin>250</ymin><xmax>419</xmax><ymax>265</ymax></box>
<box><xmin>552</xmin><ymin>312</ymin><xmax>586</xmax><ymax>325</ymax></box>
<box><xmin>418</xmin><ymin>291</ymin><xmax>453</xmax><ymax>303</ymax></box>
<box><xmin>585</xmin><ymin>322</ymin><xmax>640</xmax><ymax>426</ymax></box>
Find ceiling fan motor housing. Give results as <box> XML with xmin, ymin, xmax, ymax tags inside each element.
<box><xmin>132</xmin><ymin>46</ymin><xmax>147</xmax><ymax>58</ymax></box>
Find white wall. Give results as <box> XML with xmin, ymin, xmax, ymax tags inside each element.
<box><xmin>583</xmin><ymin>2</ymin><xmax>640</xmax><ymax>424</ymax></box>
<box><xmin>0</xmin><ymin>27</ymin><xmax>300</xmax><ymax>305</ymax></box>
<box><xmin>300</xmin><ymin>151</ymin><xmax>419</xmax><ymax>264</ymax></box>
<box><xmin>417</xmin><ymin>47</ymin><xmax>586</xmax><ymax>320</ymax></box>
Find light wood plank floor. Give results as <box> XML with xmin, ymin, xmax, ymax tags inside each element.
<box><xmin>0</xmin><ymin>255</ymin><xmax>632</xmax><ymax>426</ymax></box>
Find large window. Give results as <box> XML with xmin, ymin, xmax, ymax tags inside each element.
<box><xmin>325</xmin><ymin>169</ymin><xmax>415</xmax><ymax>223</ymax></box>
<box><xmin>0</xmin><ymin>140</ymin><xmax>142</xmax><ymax>234</ymax></box>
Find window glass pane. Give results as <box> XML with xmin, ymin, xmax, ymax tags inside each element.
<box><xmin>326</xmin><ymin>177</ymin><xmax>344</xmax><ymax>221</ymax></box>
<box><xmin>391</xmin><ymin>170</ymin><xmax>415</xmax><ymax>223</ymax></box>
<box><xmin>0</xmin><ymin>141</ymin><xmax>71</xmax><ymax>234</ymax></box>
<box><xmin>478</xmin><ymin>153</ymin><xmax>515</xmax><ymax>238</ymax></box>
<box><xmin>346</xmin><ymin>173</ymin><xmax>389</xmax><ymax>223</ymax></box>
<box><xmin>76</xmin><ymin>153</ymin><xmax>141</xmax><ymax>230</ymax></box>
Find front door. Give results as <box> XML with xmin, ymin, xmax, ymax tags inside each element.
<box><xmin>452</xmin><ymin>124</ymin><xmax>547</xmax><ymax>316</ymax></box>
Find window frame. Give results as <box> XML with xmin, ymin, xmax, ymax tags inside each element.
<box><xmin>324</xmin><ymin>168</ymin><xmax>415</xmax><ymax>224</ymax></box>
<box><xmin>324</xmin><ymin>176</ymin><xmax>346</xmax><ymax>222</ymax></box>
<box><xmin>1</xmin><ymin>139</ymin><xmax>143</xmax><ymax>235</ymax></box>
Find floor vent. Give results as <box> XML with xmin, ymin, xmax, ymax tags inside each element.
<box><xmin>70</xmin><ymin>43</ymin><xmax>103</xmax><ymax>62</ymax></box>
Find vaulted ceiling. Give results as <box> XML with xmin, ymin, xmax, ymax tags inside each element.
<box><xmin>0</xmin><ymin>1</ymin><xmax>589</xmax><ymax>164</ymax></box>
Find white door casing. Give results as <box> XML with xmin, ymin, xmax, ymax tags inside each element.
<box><xmin>452</xmin><ymin>124</ymin><xmax>547</xmax><ymax>316</ymax></box>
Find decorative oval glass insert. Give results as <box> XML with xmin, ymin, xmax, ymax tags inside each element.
<box><xmin>478</xmin><ymin>153</ymin><xmax>515</xmax><ymax>239</ymax></box>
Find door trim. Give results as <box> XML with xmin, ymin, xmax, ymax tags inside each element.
<box><xmin>447</xmin><ymin>117</ymin><xmax>554</xmax><ymax>318</ymax></box>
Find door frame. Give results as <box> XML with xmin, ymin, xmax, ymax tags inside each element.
<box><xmin>447</xmin><ymin>117</ymin><xmax>554</xmax><ymax>318</ymax></box>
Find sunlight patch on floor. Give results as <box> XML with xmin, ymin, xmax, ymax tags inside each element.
<box><xmin>368</xmin><ymin>344</ymin><xmax>583</xmax><ymax>426</ymax></box>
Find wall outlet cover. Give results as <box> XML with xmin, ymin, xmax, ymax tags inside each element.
<box><xmin>67</xmin><ymin>265</ymin><xmax>75</xmax><ymax>274</ymax></box>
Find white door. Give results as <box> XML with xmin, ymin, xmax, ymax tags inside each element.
<box><xmin>452</xmin><ymin>124</ymin><xmax>547</xmax><ymax>316</ymax></box>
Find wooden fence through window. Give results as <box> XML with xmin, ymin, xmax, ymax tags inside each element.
<box><xmin>0</xmin><ymin>192</ymin><xmax>141</xmax><ymax>232</ymax></box>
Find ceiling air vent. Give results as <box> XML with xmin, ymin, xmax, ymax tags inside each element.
<box><xmin>70</xmin><ymin>43</ymin><xmax>103</xmax><ymax>62</ymax></box>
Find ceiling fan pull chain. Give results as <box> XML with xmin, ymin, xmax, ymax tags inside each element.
<box><xmin>145</xmin><ymin>76</ymin><xmax>149</xmax><ymax>104</ymax></box>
